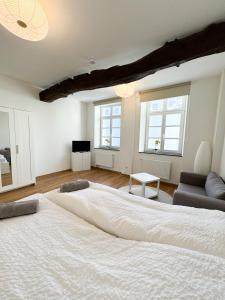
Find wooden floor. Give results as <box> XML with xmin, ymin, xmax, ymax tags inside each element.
<box><xmin>0</xmin><ymin>168</ymin><xmax>177</xmax><ymax>203</ymax></box>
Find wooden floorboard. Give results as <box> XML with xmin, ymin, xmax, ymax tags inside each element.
<box><xmin>0</xmin><ymin>168</ymin><xmax>177</xmax><ymax>203</ymax></box>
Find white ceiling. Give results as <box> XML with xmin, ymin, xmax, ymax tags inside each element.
<box><xmin>0</xmin><ymin>0</ymin><xmax>225</xmax><ymax>102</ymax></box>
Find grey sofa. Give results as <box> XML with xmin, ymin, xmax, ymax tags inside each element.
<box><xmin>173</xmin><ymin>171</ymin><xmax>225</xmax><ymax>212</ymax></box>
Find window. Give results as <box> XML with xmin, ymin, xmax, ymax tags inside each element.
<box><xmin>96</xmin><ymin>102</ymin><xmax>121</xmax><ymax>149</ymax></box>
<box><xmin>144</xmin><ymin>96</ymin><xmax>188</xmax><ymax>155</ymax></box>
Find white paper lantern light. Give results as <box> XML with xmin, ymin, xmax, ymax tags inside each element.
<box><xmin>113</xmin><ymin>83</ymin><xmax>135</xmax><ymax>98</ymax></box>
<box><xmin>0</xmin><ymin>0</ymin><xmax>48</xmax><ymax>41</ymax></box>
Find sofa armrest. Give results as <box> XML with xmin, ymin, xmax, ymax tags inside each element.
<box><xmin>180</xmin><ymin>172</ymin><xmax>207</xmax><ymax>187</ymax></box>
<box><xmin>173</xmin><ymin>190</ymin><xmax>225</xmax><ymax>212</ymax></box>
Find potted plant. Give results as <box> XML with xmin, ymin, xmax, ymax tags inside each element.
<box><xmin>154</xmin><ymin>139</ymin><xmax>160</xmax><ymax>152</ymax></box>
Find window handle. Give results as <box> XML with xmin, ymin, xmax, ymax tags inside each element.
<box><xmin>16</xmin><ymin>145</ymin><xmax>19</xmax><ymax>154</ymax></box>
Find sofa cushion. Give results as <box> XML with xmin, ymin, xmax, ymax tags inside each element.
<box><xmin>177</xmin><ymin>183</ymin><xmax>207</xmax><ymax>196</ymax></box>
<box><xmin>205</xmin><ymin>172</ymin><xmax>225</xmax><ymax>200</ymax></box>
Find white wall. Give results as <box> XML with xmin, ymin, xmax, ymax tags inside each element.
<box><xmin>212</xmin><ymin>70</ymin><xmax>225</xmax><ymax>175</ymax></box>
<box><xmin>0</xmin><ymin>75</ymin><xmax>86</xmax><ymax>177</ymax></box>
<box><xmin>212</xmin><ymin>70</ymin><xmax>225</xmax><ymax>180</ymax></box>
<box><xmin>120</xmin><ymin>95</ymin><xmax>137</xmax><ymax>174</ymax></box>
<box><xmin>182</xmin><ymin>76</ymin><xmax>220</xmax><ymax>171</ymax></box>
<box><xmin>220</xmin><ymin>137</ymin><xmax>225</xmax><ymax>181</ymax></box>
<box><xmin>87</xmin><ymin>75</ymin><xmax>220</xmax><ymax>184</ymax></box>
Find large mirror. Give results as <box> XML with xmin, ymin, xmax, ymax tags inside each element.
<box><xmin>0</xmin><ymin>112</ymin><xmax>13</xmax><ymax>187</ymax></box>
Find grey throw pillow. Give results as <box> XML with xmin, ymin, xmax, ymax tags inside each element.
<box><xmin>0</xmin><ymin>199</ymin><xmax>39</xmax><ymax>219</ymax></box>
<box><xmin>205</xmin><ymin>172</ymin><xmax>225</xmax><ymax>200</ymax></box>
<box><xmin>60</xmin><ymin>180</ymin><xmax>89</xmax><ymax>193</ymax></box>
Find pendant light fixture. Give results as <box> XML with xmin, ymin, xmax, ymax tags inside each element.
<box><xmin>0</xmin><ymin>0</ymin><xmax>48</xmax><ymax>41</ymax></box>
<box><xmin>113</xmin><ymin>82</ymin><xmax>135</xmax><ymax>98</ymax></box>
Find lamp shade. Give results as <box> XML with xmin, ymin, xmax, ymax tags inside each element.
<box><xmin>0</xmin><ymin>0</ymin><xmax>48</xmax><ymax>41</ymax></box>
<box><xmin>113</xmin><ymin>83</ymin><xmax>135</xmax><ymax>98</ymax></box>
<box><xmin>194</xmin><ymin>141</ymin><xmax>212</xmax><ymax>175</ymax></box>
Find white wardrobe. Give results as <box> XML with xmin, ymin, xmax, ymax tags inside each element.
<box><xmin>0</xmin><ymin>106</ymin><xmax>35</xmax><ymax>193</ymax></box>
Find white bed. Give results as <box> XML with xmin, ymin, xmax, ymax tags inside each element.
<box><xmin>1</xmin><ymin>191</ymin><xmax>225</xmax><ymax>299</ymax></box>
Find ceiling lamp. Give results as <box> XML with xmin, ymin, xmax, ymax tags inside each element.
<box><xmin>0</xmin><ymin>0</ymin><xmax>48</xmax><ymax>41</ymax></box>
<box><xmin>113</xmin><ymin>83</ymin><xmax>135</xmax><ymax>98</ymax></box>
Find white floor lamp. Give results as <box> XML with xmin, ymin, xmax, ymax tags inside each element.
<box><xmin>194</xmin><ymin>141</ymin><xmax>212</xmax><ymax>175</ymax></box>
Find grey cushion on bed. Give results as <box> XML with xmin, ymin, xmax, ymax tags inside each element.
<box><xmin>205</xmin><ymin>172</ymin><xmax>225</xmax><ymax>200</ymax></box>
<box><xmin>60</xmin><ymin>180</ymin><xmax>89</xmax><ymax>193</ymax></box>
<box><xmin>0</xmin><ymin>199</ymin><xmax>39</xmax><ymax>219</ymax></box>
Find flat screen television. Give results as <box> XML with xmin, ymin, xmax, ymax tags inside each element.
<box><xmin>72</xmin><ymin>141</ymin><xmax>90</xmax><ymax>152</ymax></box>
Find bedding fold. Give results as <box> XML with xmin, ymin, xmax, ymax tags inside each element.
<box><xmin>46</xmin><ymin>182</ymin><xmax>225</xmax><ymax>259</ymax></box>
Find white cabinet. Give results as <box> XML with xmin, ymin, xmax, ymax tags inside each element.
<box><xmin>72</xmin><ymin>152</ymin><xmax>91</xmax><ymax>171</ymax></box>
<box><xmin>0</xmin><ymin>107</ymin><xmax>35</xmax><ymax>193</ymax></box>
<box><xmin>72</xmin><ymin>153</ymin><xmax>83</xmax><ymax>171</ymax></box>
<box><xmin>82</xmin><ymin>152</ymin><xmax>91</xmax><ymax>170</ymax></box>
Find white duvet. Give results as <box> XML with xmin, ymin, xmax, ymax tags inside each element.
<box><xmin>1</xmin><ymin>195</ymin><xmax>225</xmax><ymax>300</ymax></box>
<box><xmin>46</xmin><ymin>182</ymin><xmax>225</xmax><ymax>259</ymax></box>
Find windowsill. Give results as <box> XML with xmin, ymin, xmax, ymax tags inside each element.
<box><xmin>94</xmin><ymin>147</ymin><xmax>120</xmax><ymax>152</ymax></box>
<box><xmin>139</xmin><ymin>151</ymin><xmax>183</xmax><ymax>158</ymax></box>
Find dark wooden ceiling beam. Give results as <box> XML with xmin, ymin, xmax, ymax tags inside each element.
<box><xmin>40</xmin><ymin>22</ymin><xmax>225</xmax><ymax>102</ymax></box>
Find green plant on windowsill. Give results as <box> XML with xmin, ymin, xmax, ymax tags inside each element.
<box><xmin>154</xmin><ymin>139</ymin><xmax>160</xmax><ymax>152</ymax></box>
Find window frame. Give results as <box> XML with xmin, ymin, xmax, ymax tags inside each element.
<box><xmin>144</xmin><ymin>96</ymin><xmax>188</xmax><ymax>156</ymax></box>
<box><xmin>99</xmin><ymin>102</ymin><xmax>121</xmax><ymax>150</ymax></box>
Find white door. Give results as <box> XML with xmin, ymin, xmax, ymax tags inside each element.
<box><xmin>0</xmin><ymin>107</ymin><xmax>17</xmax><ymax>192</ymax></box>
<box><xmin>14</xmin><ymin>110</ymin><xmax>33</xmax><ymax>187</ymax></box>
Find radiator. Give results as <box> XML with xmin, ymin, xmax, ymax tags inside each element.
<box><xmin>140</xmin><ymin>158</ymin><xmax>171</xmax><ymax>180</ymax></box>
<box><xmin>95</xmin><ymin>152</ymin><xmax>114</xmax><ymax>168</ymax></box>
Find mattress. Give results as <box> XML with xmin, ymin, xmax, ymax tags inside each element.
<box><xmin>1</xmin><ymin>194</ymin><xmax>225</xmax><ymax>299</ymax></box>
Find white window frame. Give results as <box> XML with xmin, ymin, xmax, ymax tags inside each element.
<box><xmin>99</xmin><ymin>103</ymin><xmax>121</xmax><ymax>150</ymax></box>
<box><xmin>144</xmin><ymin>96</ymin><xmax>188</xmax><ymax>156</ymax></box>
